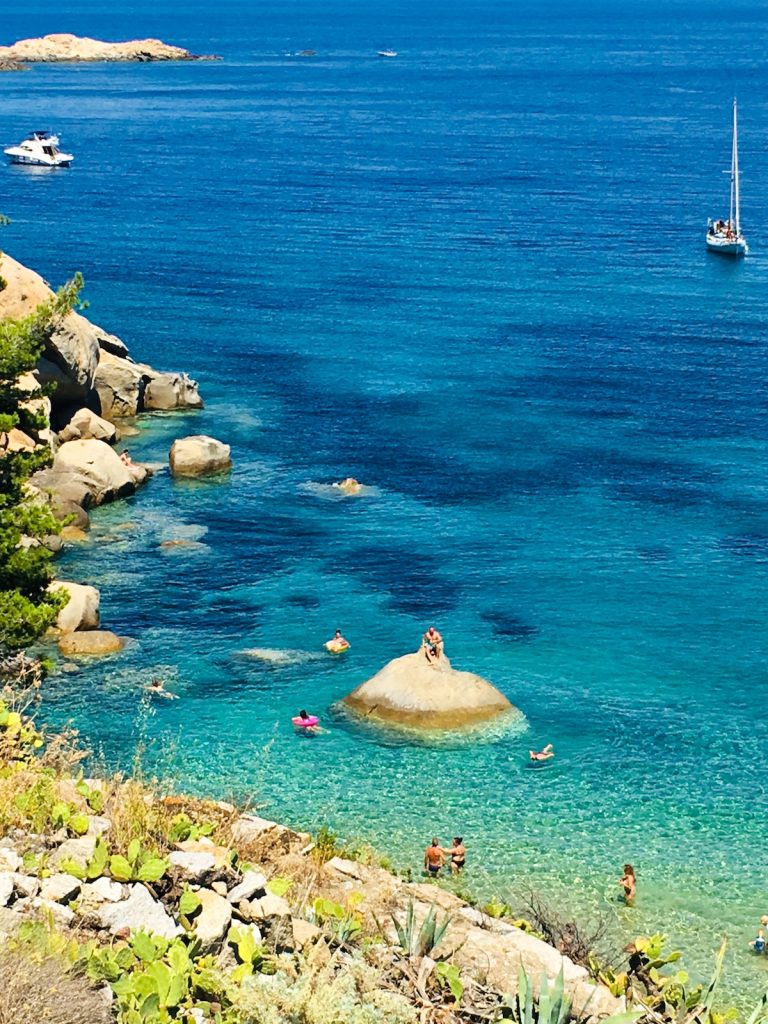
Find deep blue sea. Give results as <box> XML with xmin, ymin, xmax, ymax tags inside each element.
<box><xmin>3</xmin><ymin>0</ymin><xmax>768</xmax><ymax>1001</ymax></box>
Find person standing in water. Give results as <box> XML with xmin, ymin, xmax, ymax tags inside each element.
<box><xmin>618</xmin><ymin>864</ymin><xmax>636</xmax><ymax>905</ymax></box>
<box><xmin>446</xmin><ymin>836</ymin><xmax>466</xmax><ymax>874</ymax></box>
<box><xmin>424</xmin><ymin>838</ymin><xmax>445</xmax><ymax>877</ymax></box>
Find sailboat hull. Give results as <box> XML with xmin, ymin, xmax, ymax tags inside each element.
<box><xmin>706</xmin><ymin>235</ymin><xmax>748</xmax><ymax>257</ymax></box>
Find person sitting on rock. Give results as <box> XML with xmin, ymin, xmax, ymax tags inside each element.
<box><xmin>422</xmin><ymin>626</ymin><xmax>444</xmax><ymax>662</ymax></box>
<box><xmin>529</xmin><ymin>743</ymin><xmax>554</xmax><ymax>762</ymax></box>
<box><xmin>424</xmin><ymin>837</ymin><xmax>445</xmax><ymax>877</ymax></box>
<box><xmin>119</xmin><ymin>451</ymin><xmax>134</xmax><ymax>466</ymax></box>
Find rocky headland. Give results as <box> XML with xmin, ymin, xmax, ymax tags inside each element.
<box><xmin>342</xmin><ymin>651</ymin><xmax>518</xmax><ymax>731</ymax></box>
<box><xmin>0</xmin><ymin>249</ymin><xmax>230</xmax><ymax>654</ymax></box>
<box><xmin>0</xmin><ymin>33</ymin><xmax>216</xmax><ymax>65</ymax></box>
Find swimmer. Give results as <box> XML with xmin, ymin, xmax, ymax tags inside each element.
<box><xmin>445</xmin><ymin>836</ymin><xmax>466</xmax><ymax>874</ymax></box>
<box><xmin>529</xmin><ymin>743</ymin><xmax>554</xmax><ymax>762</ymax></box>
<box><xmin>751</xmin><ymin>929</ymin><xmax>766</xmax><ymax>954</ymax></box>
<box><xmin>618</xmin><ymin>863</ymin><xmax>636</xmax><ymax>905</ymax></box>
<box><xmin>292</xmin><ymin>709</ymin><xmax>320</xmax><ymax>733</ymax></box>
<box><xmin>325</xmin><ymin>629</ymin><xmax>350</xmax><ymax>653</ymax></box>
<box><xmin>146</xmin><ymin>679</ymin><xmax>178</xmax><ymax>700</ymax></box>
<box><xmin>424</xmin><ymin>837</ymin><xmax>445</xmax><ymax>878</ymax></box>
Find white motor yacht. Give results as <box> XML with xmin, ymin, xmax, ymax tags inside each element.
<box><xmin>377</xmin><ymin>49</ymin><xmax>398</xmax><ymax>57</ymax></box>
<box><xmin>4</xmin><ymin>131</ymin><xmax>73</xmax><ymax>168</ymax></box>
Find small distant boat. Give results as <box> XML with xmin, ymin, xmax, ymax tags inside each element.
<box><xmin>4</xmin><ymin>131</ymin><xmax>73</xmax><ymax>168</ymax></box>
<box><xmin>377</xmin><ymin>49</ymin><xmax>398</xmax><ymax>58</ymax></box>
<box><xmin>706</xmin><ymin>100</ymin><xmax>747</xmax><ymax>257</ymax></box>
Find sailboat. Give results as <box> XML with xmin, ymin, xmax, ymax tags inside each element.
<box><xmin>706</xmin><ymin>99</ymin><xmax>748</xmax><ymax>257</ymax></box>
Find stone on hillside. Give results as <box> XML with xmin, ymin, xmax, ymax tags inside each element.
<box><xmin>10</xmin><ymin>873</ymin><xmax>39</xmax><ymax>899</ymax></box>
<box><xmin>191</xmin><ymin>888</ymin><xmax>231</xmax><ymax>953</ymax></box>
<box><xmin>169</xmin><ymin>850</ymin><xmax>216</xmax><ymax>882</ymax></box>
<box><xmin>292</xmin><ymin>917</ymin><xmax>322</xmax><ymax>949</ymax></box>
<box><xmin>40</xmin><ymin>873</ymin><xmax>82</xmax><ymax>904</ymax></box>
<box><xmin>0</xmin><ymin>849</ymin><xmax>22</xmax><ymax>873</ymax></box>
<box><xmin>253</xmin><ymin>893</ymin><xmax>290</xmax><ymax>920</ymax></box>
<box><xmin>342</xmin><ymin>651</ymin><xmax>518</xmax><ymax>731</ymax></box>
<box><xmin>230</xmin><ymin>815</ymin><xmax>278</xmax><ymax>845</ymax></box>
<box><xmin>50</xmin><ymin>835</ymin><xmax>97</xmax><ymax>872</ymax></box>
<box><xmin>82</xmin><ymin>878</ymin><xmax>124</xmax><ymax>904</ymax></box>
<box><xmin>227</xmin><ymin>871</ymin><xmax>267</xmax><ymax>904</ymax></box>
<box><xmin>0</xmin><ymin>427</ymin><xmax>36</xmax><ymax>452</ymax></box>
<box><xmin>49</xmin><ymin>581</ymin><xmax>100</xmax><ymax>633</ymax></box>
<box><xmin>169</xmin><ymin>435</ymin><xmax>231</xmax><ymax>478</ymax></box>
<box><xmin>97</xmin><ymin>883</ymin><xmax>182</xmax><ymax>939</ymax></box>
<box><xmin>59</xmin><ymin>408</ymin><xmax>118</xmax><ymax>445</ymax></box>
<box><xmin>86</xmin><ymin>816</ymin><xmax>112</xmax><ymax>836</ymax></box>
<box><xmin>31</xmin><ymin>897</ymin><xmax>75</xmax><ymax>926</ymax></box>
<box><xmin>144</xmin><ymin>372</ymin><xmax>204</xmax><ymax>411</ymax></box>
<box><xmin>58</xmin><ymin>630</ymin><xmax>124</xmax><ymax>657</ymax></box>
<box><xmin>53</xmin><ymin>439</ymin><xmax>136</xmax><ymax>505</ymax></box>
<box><xmin>0</xmin><ymin>874</ymin><xmax>14</xmax><ymax>908</ymax></box>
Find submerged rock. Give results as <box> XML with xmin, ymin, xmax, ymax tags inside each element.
<box><xmin>342</xmin><ymin>651</ymin><xmax>517</xmax><ymax>731</ymax></box>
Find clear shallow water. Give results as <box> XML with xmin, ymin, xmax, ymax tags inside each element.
<box><xmin>4</xmin><ymin>0</ymin><xmax>768</xmax><ymax>1001</ymax></box>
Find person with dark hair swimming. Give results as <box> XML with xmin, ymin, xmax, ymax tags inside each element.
<box><xmin>325</xmin><ymin>629</ymin><xmax>350</xmax><ymax>653</ymax></box>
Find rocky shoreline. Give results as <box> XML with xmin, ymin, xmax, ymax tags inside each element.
<box><xmin>0</xmin><ymin>250</ymin><xmax>230</xmax><ymax>654</ymax></box>
<box><xmin>0</xmin><ymin>33</ymin><xmax>218</xmax><ymax>66</ymax></box>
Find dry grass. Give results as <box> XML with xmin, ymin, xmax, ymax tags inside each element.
<box><xmin>0</xmin><ymin>947</ymin><xmax>110</xmax><ymax>1024</ymax></box>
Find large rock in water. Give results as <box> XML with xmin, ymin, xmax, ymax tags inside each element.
<box><xmin>343</xmin><ymin>652</ymin><xmax>517</xmax><ymax>730</ymax></box>
<box><xmin>53</xmin><ymin>439</ymin><xmax>136</xmax><ymax>504</ymax></box>
<box><xmin>48</xmin><ymin>581</ymin><xmax>100</xmax><ymax>632</ymax></box>
<box><xmin>169</xmin><ymin>436</ymin><xmax>231</xmax><ymax>477</ymax></box>
<box><xmin>0</xmin><ymin>33</ymin><xmax>208</xmax><ymax>63</ymax></box>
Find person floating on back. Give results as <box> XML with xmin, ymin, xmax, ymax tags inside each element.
<box><xmin>422</xmin><ymin>625</ymin><xmax>444</xmax><ymax>663</ymax></box>
<box><xmin>529</xmin><ymin>743</ymin><xmax>554</xmax><ymax>762</ymax></box>
<box><xmin>325</xmin><ymin>629</ymin><xmax>350</xmax><ymax>654</ymax></box>
<box><xmin>424</xmin><ymin>837</ymin><xmax>445</xmax><ymax>877</ymax></box>
<box><xmin>619</xmin><ymin>863</ymin><xmax>636</xmax><ymax>905</ymax></box>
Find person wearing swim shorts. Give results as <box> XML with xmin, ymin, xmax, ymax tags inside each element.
<box><xmin>422</xmin><ymin>626</ymin><xmax>444</xmax><ymax>662</ymax></box>
<box><xmin>424</xmin><ymin>837</ymin><xmax>445</xmax><ymax>877</ymax></box>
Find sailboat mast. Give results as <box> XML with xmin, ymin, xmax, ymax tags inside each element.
<box><xmin>732</xmin><ymin>98</ymin><xmax>740</xmax><ymax>235</ymax></box>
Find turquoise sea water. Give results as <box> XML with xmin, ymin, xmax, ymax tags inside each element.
<box><xmin>3</xmin><ymin>0</ymin><xmax>768</xmax><ymax>1000</ymax></box>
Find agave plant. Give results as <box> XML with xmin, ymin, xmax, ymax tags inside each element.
<box><xmin>392</xmin><ymin>900</ymin><xmax>452</xmax><ymax>958</ymax></box>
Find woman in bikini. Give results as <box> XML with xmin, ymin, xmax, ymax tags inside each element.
<box><xmin>447</xmin><ymin>836</ymin><xmax>466</xmax><ymax>874</ymax></box>
<box><xmin>618</xmin><ymin>863</ymin><xmax>636</xmax><ymax>905</ymax></box>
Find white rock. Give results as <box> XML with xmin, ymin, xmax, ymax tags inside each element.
<box><xmin>191</xmin><ymin>888</ymin><xmax>232</xmax><ymax>952</ymax></box>
<box><xmin>49</xmin><ymin>581</ymin><xmax>100</xmax><ymax>633</ymax></box>
<box><xmin>97</xmin><ymin>883</ymin><xmax>182</xmax><ymax>939</ymax></box>
<box><xmin>60</xmin><ymin>408</ymin><xmax>117</xmax><ymax>445</ymax></box>
<box><xmin>86</xmin><ymin>816</ymin><xmax>112</xmax><ymax>836</ymax></box>
<box><xmin>31</xmin><ymin>897</ymin><xmax>76</xmax><ymax>926</ymax></box>
<box><xmin>40</xmin><ymin>873</ymin><xmax>82</xmax><ymax>904</ymax></box>
<box><xmin>50</xmin><ymin>835</ymin><xmax>97</xmax><ymax>872</ymax></box>
<box><xmin>169</xmin><ymin>435</ymin><xmax>231</xmax><ymax>478</ymax></box>
<box><xmin>82</xmin><ymin>877</ymin><xmax>124</xmax><ymax>904</ymax></box>
<box><xmin>227</xmin><ymin>871</ymin><xmax>267</xmax><ymax>904</ymax></box>
<box><xmin>169</xmin><ymin>850</ymin><xmax>216</xmax><ymax>881</ymax></box>
<box><xmin>0</xmin><ymin>874</ymin><xmax>14</xmax><ymax>908</ymax></box>
<box><xmin>0</xmin><ymin>850</ymin><xmax>22</xmax><ymax>872</ymax></box>
<box><xmin>10</xmin><ymin>873</ymin><xmax>39</xmax><ymax>899</ymax></box>
<box><xmin>253</xmin><ymin>893</ymin><xmax>290</xmax><ymax>919</ymax></box>
<box><xmin>230</xmin><ymin>815</ymin><xmax>278</xmax><ymax>845</ymax></box>
<box><xmin>53</xmin><ymin>439</ymin><xmax>136</xmax><ymax>506</ymax></box>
